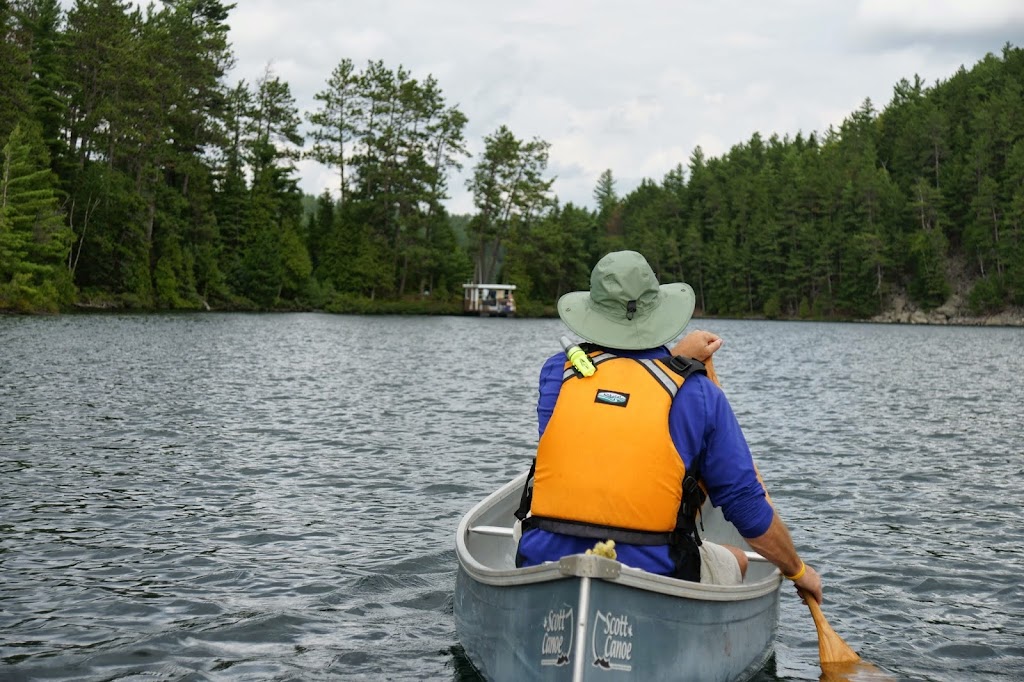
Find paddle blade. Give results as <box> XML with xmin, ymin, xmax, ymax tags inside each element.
<box><xmin>804</xmin><ymin>595</ymin><xmax>861</xmax><ymax>664</ymax></box>
<box><xmin>820</xmin><ymin>659</ymin><xmax>898</xmax><ymax>682</ymax></box>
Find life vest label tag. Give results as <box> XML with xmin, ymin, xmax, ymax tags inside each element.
<box><xmin>594</xmin><ymin>389</ymin><xmax>629</xmax><ymax>407</ymax></box>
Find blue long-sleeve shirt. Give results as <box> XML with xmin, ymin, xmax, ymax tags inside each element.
<box><xmin>517</xmin><ymin>346</ymin><xmax>775</xmax><ymax>574</ymax></box>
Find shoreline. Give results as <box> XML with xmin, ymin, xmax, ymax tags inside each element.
<box><xmin>6</xmin><ymin>298</ymin><xmax>1024</xmax><ymax>327</ymax></box>
<box><xmin>867</xmin><ymin>311</ymin><xmax>1024</xmax><ymax>327</ymax></box>
<box><xmin>866</xmin><ymin>293</ymin><xmax>1024</xmax><ymax>327</ymax></box>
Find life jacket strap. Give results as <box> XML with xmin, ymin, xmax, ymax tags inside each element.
<box><xmin>521</xmin><ymin>515</ymin><xmax>673</xmax><ymax>546</ymax></box>
<box><xmin>664</xmin><ymin>355</ymin><xmax>707</xmax><ymax>380</ymax></box>
<box><xmin>668</xmin><ymin>473</ymin><xmax>707</xmax><ymax>581</ymax></box>
<box><xmin>514</xmin><ymin>458</ymin><xmax>536</xmax><ymax>522</ymax></box>
<box><xmin>678</xmin><ymin>474</ymin><xmax>707</xmax><ymax>535</ymax></box>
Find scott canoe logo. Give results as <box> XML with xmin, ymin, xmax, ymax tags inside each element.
<box><xmin>540</xmin><ymin>606</ymin><xmax>574</xmax><ymax>667</ymax></box>
<box><xmin>595</xmin><ymin>390</ymin><xmax>629</xmax><ymax>407</ymax></box>
<box><xmin>591</xmin><ymin>610</ymin><xmax>634</xmax><ymax>672</ymax></box>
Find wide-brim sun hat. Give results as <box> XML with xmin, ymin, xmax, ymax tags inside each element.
<box><xmin>557</xmin><ymin>250</ymin><xmax>696</xmax><ymax>350</ymax></box>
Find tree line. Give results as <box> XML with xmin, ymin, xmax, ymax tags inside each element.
<box><xmin>1</xmin><ymin>1</ymin><xmax>1021</xmax><ymax>318</ymax></box>
<box><xmin>504</xmin><ymin>44</ymin><xmax>1024</xmax><ymax>319</ymax></box>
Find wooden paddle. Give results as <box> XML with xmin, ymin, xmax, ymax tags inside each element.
<box><xmin>805</xmin><ymin>591</ymin><xmax>901</xmax><ymax>680</ymax></box>
<box><xmin>703</xmin><ymin>353</ymin><xmax>892</xmax><ymax>680</ymax></box>
<box><xmin>802</xmin><ymin>590</ymin><xmax>861</xmax><ymax>664</ymax></box>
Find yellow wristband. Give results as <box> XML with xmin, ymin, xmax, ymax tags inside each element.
<box><xmin>784</xmin><ymin>561</ymin><xmax>806</xmax><ymax>581</ymax></box>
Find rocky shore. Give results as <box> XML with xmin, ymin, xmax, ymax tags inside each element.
<box><xmin>870</xmin><ymin>293</ymin><xmax>1024</xmax><ymax>327</ymax></box>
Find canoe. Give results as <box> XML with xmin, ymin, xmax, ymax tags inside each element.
<box><xmin>454</xmin><ymin>472</ymin><xmax>783</xmax><ymax>682</ymax></box>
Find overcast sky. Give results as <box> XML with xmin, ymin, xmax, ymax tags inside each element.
<box><xmin>223</xmin><ymin>1</ymin><xmax>1024</xmax><ymax>214</ymax></box>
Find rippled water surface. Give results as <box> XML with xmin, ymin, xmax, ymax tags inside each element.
<box><xmin>2</xmin><ymin>314</ymin><xmax>1022</xmax><ymax>681</ymax></box>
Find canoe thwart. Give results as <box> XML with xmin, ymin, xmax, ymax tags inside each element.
<box><xmin>558</xmin><ymin>553</ymin><xmax>622</xmax><ymax>579</ymax></box>
<box><xmin>469</xmin><ymin>525</ymin><xmax>513</xmax><ymax>537</ymax></box>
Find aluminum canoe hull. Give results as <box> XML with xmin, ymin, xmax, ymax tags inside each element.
<box><xmin>455</xmin><ymin>473</ymin><xmax>783</xmax><ymax>682</ymax></box>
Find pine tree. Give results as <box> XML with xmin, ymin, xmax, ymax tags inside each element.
<box><xmin>0</xmin><ymin>0</ymin><xmax>31</xmax><ymax>143</ymax></box>
<box><xmin>15</xmin><ymin>0</ymin><xmax>68</xmax><ymax>167</ymax></box>
<box><xmin>307</xmin><ymin>58</ymin><xmax>359</xmax><ymax>205</ymax></box>
<box><xmin>467</xmin><ymin>125</ymin><xmax>554</xmax><ymax>283</ymax></box>
<box><xmin>0</xmin><ymin>122</ymin><xmax>73</xmax><ymax>311</ymax></box>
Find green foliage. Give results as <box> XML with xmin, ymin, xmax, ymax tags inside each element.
<box><xmin>305</xmin><ymin>58</ymin><xmax>358</xmax><ymax>204</ymax></box>
<box><xmin>0</xmin><ymin>1</ymin><xmax>31</xmax><ymax>144</ymax></box>
<box><xmin>322</xmin><ymin>291</ymin><xmax>460</xmax><ymax>315</ymax></box>
<box><xmin>279</xmin><ymin>225</ymin><xmax>313</xmax><ymax>300</ymax></box>
<box><xmin>468</xmin><ymin>125</ymin><xmax>554</xmax><ymax>284</ymax></box>
<box><xmin>907</xmin><ymin>228</ymin><xmax>951</xmax><ymax>309</ymax></box>
<box><xmin>798</xmin><ymin>297</ymin><xmax>812</xmax><ymax>320</ymax></box>
<box><xmin>968</xmin><ymin>274</ymin><xmax>1007</xmax><ymax>314</ymax></box>
<box><xmin>3</xmin><ymin>4</ymin><xmax>1022</xmax><ymax>322</ymax></box>
<box><xmin>153</xmin><ymin>235</ymin><xmax>190</xmax><ymax>309</ymax></box>
<box><xmin>233</xmin><ymin>223</ymin><xmax>283</xmax><ymax>307</ymax></box>
<box><xmin>505</xmin><ymin>202</ymin><xmax>595</xmax><ymax>307</ymax></box>
<box><xmin>305</xmin><ymin>59</ymin><xmax>469</xmax><ymax>298</ymax></box>
<box><xmin>0</xmin><ymin>122</ymin><xmax>73</xmax><ymax>311</ymax></box>
<box><xmin>65</xmin><ymin>162</ymin><xmax>149</xmax><ymax>301</ymax></box>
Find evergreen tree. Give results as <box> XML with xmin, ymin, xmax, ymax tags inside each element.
<box><xmin>907</xmin><ymin>177</ymin><xmax>951</xmax><ymax>307</ymax></box>
<box><xmin>306</xmin><ymin>57</ymin><xmax>358</xmax><ymax>205</ymax></box>
<box><xmin>467</xmin><ymin>125</ymin><xmax>554</xmax><ymax>283</ymax></box>
<box><xmin>14</xmin><ymin>0</ymin><xmax>67</xmax><ymax>168</ymax></box>
<box><xmin>339</xmin><ymin>61</ymin><xmax>468</xmax><ymax>297</ymax></box>
<box><xmin>308</xmin><ymin>189</ymin><xmax>335</xmax><ymax>274</ymax></box>
<box><xmin>505</xmin><ymin>202</ymin><xmax>595</xmax><ymax>309</ymax></box>
<box><xmin>0</xmin><ymin>122</ymin><xmax>73</xmax><ymax>311</ymax></box>
<box><xmin>0</xmin><ymin>0</ymin><xmax>31</xmax><ymax>143</ymax></box>
<box><xmin>593</xmin><ymin>167</ymin><xmax>621</xmax><ymax>242</ymax></box>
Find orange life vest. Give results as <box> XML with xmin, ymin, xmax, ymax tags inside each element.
<box><xmin>530</xmin><ymin>351</ymin><xmax>689</xmax><ymax>537</ymax></box>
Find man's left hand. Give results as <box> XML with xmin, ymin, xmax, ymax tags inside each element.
<box><xmin>670</xmin><ymin>330</ymin><xmax>722</xmax><ymax>362</ymax></box>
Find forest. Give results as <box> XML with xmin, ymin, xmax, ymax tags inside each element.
<box><xmin>1</xmin><ymin>0</ymin><xmax>1022</xmax><ymax>319</ymax></box>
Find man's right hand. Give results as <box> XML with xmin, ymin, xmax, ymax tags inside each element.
<box><xmin>793</xmin><ymin>563</ymin><xmax>823</xmax><ymax>604</ymax></box>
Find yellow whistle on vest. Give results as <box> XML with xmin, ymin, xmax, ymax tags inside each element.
<box><xmin>560</xmin><ymin>336</ymin><xmax>596</xmax><ymax>377</ymax></box>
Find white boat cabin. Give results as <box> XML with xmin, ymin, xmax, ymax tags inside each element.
<box><xmin>463</xmin><ymin>283</ymin><xmax>517</xmax><ymax>317</ymax></box>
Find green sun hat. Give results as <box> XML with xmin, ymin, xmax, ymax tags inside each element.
<box><xmin>557</xmin><ymin>250</ymin><xmax>696</xmax><ymax>350</ymax></box>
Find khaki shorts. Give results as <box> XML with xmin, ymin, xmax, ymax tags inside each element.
<box><xmin>699</xmin><ymin>541</ymin><xmax>743</xmax><ymax>585</ymax></box>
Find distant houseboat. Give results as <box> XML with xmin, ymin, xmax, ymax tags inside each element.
<box><xmin>462</xmin><ymin>283</ymin><xmax>517</xmax><ymax>317</ymax></box>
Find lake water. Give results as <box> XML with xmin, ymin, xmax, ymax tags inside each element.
<box><xmin>1</xmin><ymin>313</ymin><xmax>1022</xmax><ymax>681</ymax></box>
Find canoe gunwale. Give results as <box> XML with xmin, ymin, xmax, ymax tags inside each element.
<box><xmin>456</xmin><ymin>472</ymin><xmax>783</xmax><ymax>601</ymax></box>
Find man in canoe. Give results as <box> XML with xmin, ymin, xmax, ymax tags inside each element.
<box><xmin>514</xmin><ymin>250</ymin><xmax>823</xmax><ymax>604</ymax></box>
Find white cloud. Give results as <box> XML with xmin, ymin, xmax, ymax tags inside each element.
<box><xmin>720</xmin><ymin>31</ymin><xmax>781</xmax><ymax>51</ymax></box>
<box><xmin>853</xmin><ymin>0</ymin><xmax>1024</xmax><ymax>36</ymax></box>
<box><xmin>60</xmin><ymin>1</ymin><xmax>1016</xmax><ymax>212</ymax></box>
